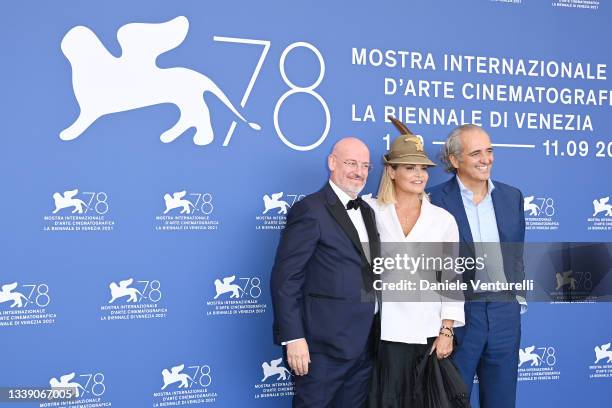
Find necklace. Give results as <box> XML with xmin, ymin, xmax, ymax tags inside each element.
<box><xmin>396</xmin><ymin>204</ymin><xmax>420</xmax><ymax>236</ymax></box>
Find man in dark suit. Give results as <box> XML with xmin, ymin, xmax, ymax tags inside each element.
<box><xmin>428</xmin><ymin>125</ymin><xmax>525</xmax><ymax>408</ymax></box>
<box><xmin>271</xmin><ymin>137</ymin><xmax>380</xmax><ymax>407</ymax></box>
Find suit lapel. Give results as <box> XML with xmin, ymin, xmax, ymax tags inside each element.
<box><xmin>491</xmin><ymin>186</ymin><xmax>509</xmax><ymax>243</ymax></box>
<box><xmin>361</xmin><ymin>203</ymin><xmax>380</xmax><ymax>296</ymax></box>
<box><xmin>361</xmin><ymin>204</ymin><xmax>380</xmax><ymax>261</ymax></box>
<box><xmin>324</xmin><ymin>186</ymin><xmax>368</xmax><ymax>262</ymax></box>
<box><xmin>443</xmin><ymin>178</ymin><xmax>474</xmax><ymax>244</ymax></box>
<box><xmin>323</xmin><ymin>184</ymin><xmax>377</xmax><ymax>293</ymax></box>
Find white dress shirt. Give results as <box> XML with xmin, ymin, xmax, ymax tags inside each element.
<box><xmin>455</xmin><ymin>177</ymin><xmax>528</xmax><ymax>313</ymax></box>
<box><xmin>364</xmin><ymin>196</ymin><xmax>465</xmax><ymax>344</ymax></box>
<box><xmin>456</xmin><ymin>177</ymin><xmax>506</xmax><ymax>290</ymax></box>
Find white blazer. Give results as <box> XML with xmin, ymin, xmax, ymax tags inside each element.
<box><xmin>364</xmin><ymin>196</ymin><xmax>465</xmax><ymax>344</ymax></box>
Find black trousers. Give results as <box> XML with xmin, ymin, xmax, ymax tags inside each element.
<box><xmin>292</xmin><ymin>315</ymin><xmax>379</xmax><ymax>408</ymax></box>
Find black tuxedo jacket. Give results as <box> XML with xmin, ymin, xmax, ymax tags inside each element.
<box><xmin>270</xmin><ymin>183</ymin><xmax>380</xmax><ymax>359</ymax></box>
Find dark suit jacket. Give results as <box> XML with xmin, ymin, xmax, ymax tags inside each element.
<box><xmin>428</xmin><ymin>176</ymin><xmax>526</xmax><ymax>299</ymax></box>
<box><xmin>270</xmin><ymin>183</ymin><xmax>380</xmax><ymax>360</ymax></box>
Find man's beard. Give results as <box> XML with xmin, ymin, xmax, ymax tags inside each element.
<box><xmin>344</xmin><ymin>182</ymin><xmax>365</xmax><ymax>197</ymax></box>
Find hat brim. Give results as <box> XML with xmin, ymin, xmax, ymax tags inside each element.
<box><xmin>384</xmin><ymin>154</ymin><xmax>436</xmax><ymax>167</ymax></box>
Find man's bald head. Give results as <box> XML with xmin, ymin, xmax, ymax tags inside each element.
<box><xmin>328</xmin><ymin>137</ymin><xmax>371</xmax><ymax>198</ymax></box>
<box><xmin>331</xmin><ymin>137</ymin><xmax>369</xmax><ymax>158</ymax></box>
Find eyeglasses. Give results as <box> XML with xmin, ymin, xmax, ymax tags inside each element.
<box><xmin>341</xmin><ymin>159</ymin><xmax>373</xmax><ymax>172</ymax></box>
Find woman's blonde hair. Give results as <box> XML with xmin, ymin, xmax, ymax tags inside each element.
<box><xmin>377</xmin><ymin>165</ymin><xmax>397</xmax><ymax>204</ymax></box>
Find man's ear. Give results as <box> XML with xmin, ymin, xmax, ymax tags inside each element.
<box><xmin>449</xmin><ymin>154</ymin><xmax>460</xmax><ymax>170</ymax></box>
<box><xmin>328</xmin><ymin>154</ymin><xmax>335</xmax><ymax>172</ymax></box>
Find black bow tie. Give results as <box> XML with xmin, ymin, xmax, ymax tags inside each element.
<box><xmin>346</xmin><ymin>197</ymin><xmax>363</xmax><ymax>210</ymax></box>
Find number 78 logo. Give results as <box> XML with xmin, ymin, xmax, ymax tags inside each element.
<box><xmin>214</xmin><ymin>37</ymin><xmax>330</xmax><ymax>151</ymax></box>
<box><xmin>60</xmin><ymin>18</ymin><xmax>329</xmax><ymax>150</ymax></box>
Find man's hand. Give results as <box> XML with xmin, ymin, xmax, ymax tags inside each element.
<box><xmin>286</xmin><ymin>339</ymin><xmax>310</xmax><ymax>376</ymax></box>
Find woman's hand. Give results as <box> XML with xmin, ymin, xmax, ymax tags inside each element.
<box><xmin>431</xmin><ymin>333</ymin><xmax>453</xmax><ymax>359</ymax></box>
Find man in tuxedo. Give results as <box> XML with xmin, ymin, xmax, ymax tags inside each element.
<box><xmin>271</xmin><ymin>137</ymin><xmax>380</xmax><ymax>408</ymax></box>
<box><xmin>428</xmin><ymin>125</ymin><xmax>525</xmax><ymax>408</ymax></box>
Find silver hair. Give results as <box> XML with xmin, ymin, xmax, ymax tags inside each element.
<box><xmin>440</xmin><ymin>124</ymin><xmax>485</xmax><ymax>173</ymax></box>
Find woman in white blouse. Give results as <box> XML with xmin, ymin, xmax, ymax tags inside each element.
<box><xmin>366</xmin><ymin>118</ymin><xmax>464</xmax><ymax>408</ymax></box>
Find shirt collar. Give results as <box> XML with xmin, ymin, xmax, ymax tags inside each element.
<box><xmin>328</xmin><ymin>180</ymin><xmax>354</xmax><ymax>207</ymax></box>
<box><xmin>456</xmin><ymin>176</ymin><xmax>495</xmax><ymax>201</ymax></box>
